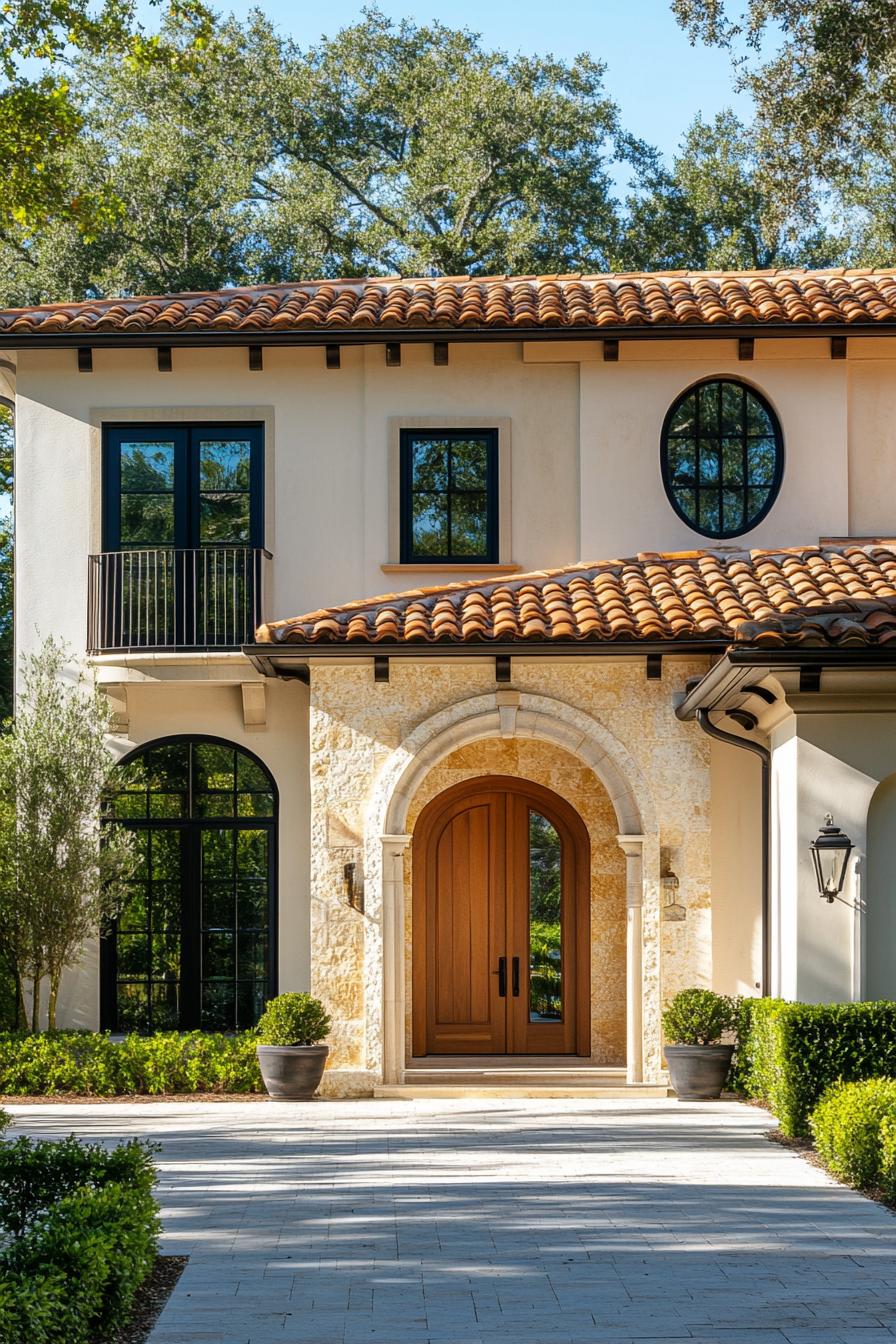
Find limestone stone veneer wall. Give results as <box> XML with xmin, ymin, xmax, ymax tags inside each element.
<box><xmin>308</xmin><ymin>657</ymin><xmax>711</xmax><ymax>1096</ymax></box>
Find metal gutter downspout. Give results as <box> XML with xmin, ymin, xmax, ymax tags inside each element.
<box><xmin>695</xmin><ymin>708</ymin><xmax>771</xmax><ymax>996</ymax></box>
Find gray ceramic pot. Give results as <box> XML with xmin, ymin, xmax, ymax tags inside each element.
<box><xmin>665</xmin><ymin>1043</ymin><xmax>734</xmax><ymax>1100</ymax></box>
<box><xmin>256</xmin><ymin>1044</ymin><xmax>329</xmax><ymax>1099</ymax></box>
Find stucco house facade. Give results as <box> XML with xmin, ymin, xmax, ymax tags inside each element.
<box><xmin>4</xmin><ymin>268</ymin><xmax>896</xmax><ymax>1096</ymax></box>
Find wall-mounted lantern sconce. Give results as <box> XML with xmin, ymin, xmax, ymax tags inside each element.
<box><xmin>661</xmin><ymin>865</ymin><xmax>685</xmax><ymax>921</ymax></box>
<box><xmin>810</xmin><ymin>814</ymin><xmax>853</xmax><ymax>902</ymax></box>
<box><xmin>343</xmin><ymin>860</ymin><xmax>364</xmax><ymax>914</ymax></box>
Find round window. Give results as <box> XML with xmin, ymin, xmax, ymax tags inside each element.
<box><xmin>661</xmin><ymin>379</ymin><xmax>783</xmax><ymax>539</ymax></box>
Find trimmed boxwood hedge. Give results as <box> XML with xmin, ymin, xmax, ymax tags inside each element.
<box><xmin>0</xmin><ymin>1134</ymin><xmax>159</xmax><ymax>1344</ymax></box>
<box><xmin>0</xmin><ymin>1030</ymin><xmax>263</xmax><ymax>1096</ymax></box>
<box><xmin>810</xmin><ymin>1078</ymin><xmax>896</xmax><ymax>1192</ymax></box>
<box><xmin>734</xmin><ymin>998</ymin><xmax>896</xmax><ymax>1137</ymax></box>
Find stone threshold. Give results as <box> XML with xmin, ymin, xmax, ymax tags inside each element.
<box><xmin>375</xmin><ymin>1083</ymin><xmax>671</xmax><ymax>1098</ymax></box>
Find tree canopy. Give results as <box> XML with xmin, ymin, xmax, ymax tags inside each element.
<box><xmin>672</xmin><ymin>0</ymin><xmax>896</xmax><ymax>250</ymax></box>
<box><xmin>0</xmin><ymin>4</ymin><xmax>873</xmax><ymax>308</ymax></box>
<box><xmin>0</xmin><ymin>0</ymin><xmax>212</xmax><ymax>244</ymax></box>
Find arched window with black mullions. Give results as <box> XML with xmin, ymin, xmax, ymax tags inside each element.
<box><xmin>661</xmin><ymin>378</ymin><xmax>784</xmax><ymax>539</ymax></box>
<box><xmin>101</xmin><ymin>737</ymin><xmax>277</xmax><ymax>1034</ymax></box>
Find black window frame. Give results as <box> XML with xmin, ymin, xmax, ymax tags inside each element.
<box><xmin>100</xmin><ymin>734</ymin><xmax>278</xmax><ymax>1035</ymax></box>
<box><xmin>399</xmin><ymin>428</ymin><xmax>499</xmax><ymax>564</ymax></box>
<box><xmin>660</xmin><ymin>379</ymin><xmax>784</xmax><ymax>540</ymax></box>
<box><xmin>102</xmin><ymin>422</ymin><xmax>265</xmax><ymax>551</ymax></box>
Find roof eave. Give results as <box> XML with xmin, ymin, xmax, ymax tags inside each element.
<box><xmin>676</xmin><ymin>644</ymin><xmax>896</xmax><ymax>719</ymax></box>
<box><xmin>242</xmin><ymin>637</ymin><xmax>729</xmax><ymax>678</ymax></box>
<box><xmin>3</xmin><ymin>321</ymin><xmax>895</xmax><ymax>350</ymax></box>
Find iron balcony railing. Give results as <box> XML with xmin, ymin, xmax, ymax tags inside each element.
<box><xmin>88</xmin><ymin>547</ymin><xmax>271</xmax><ymax>653</ymax></box>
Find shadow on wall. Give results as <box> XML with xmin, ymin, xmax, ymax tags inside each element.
<box><xmin>867</xmin><ymin>773</ymin><xmax>896</xmax><ymax>1000</ymax></box>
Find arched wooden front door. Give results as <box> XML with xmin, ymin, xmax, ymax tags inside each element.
<box><xmin>412</xmin><ymin>776</ymin><xmax>590</xmax><ymax>1056</ymax></box>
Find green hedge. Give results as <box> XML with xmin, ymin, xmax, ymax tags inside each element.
<box><xmin>810</xmin><ymin>1078</ymin><xmax>896</xmax><ymax>1191</ymax></box>
<box><xmin>734</xmin><ymin>998</ymin><xmax>896</xmax><ymax>1136</ymax></box>
<box><xmin>0</xmin><ymin>1030</ymin><xmax>263</xmax><ymax>1096</ymax></box>
<box><xmin>0</xmin><ymin>1135</ymin><xmax>159</xmax><ymax>1344</ymax></box>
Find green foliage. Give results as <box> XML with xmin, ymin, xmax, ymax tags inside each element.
<box><xmin>0</xmin><ymin>6</ymin><xmax>657</xmax><ymax>298</ymax></box>
<box><xmin>810</xmin><ymin>1078</ymin><xmax>896</xmax><ymax>1191</ymax></box>
<box><xmin>0</xmin><ymin>1133</ymin><xmax>156</xmax><ymax>1238</ymax></box>
<box><xmin>735</xmin><ymin>998</ymin><xmax>896</xmax><ymax>1137</ymax></box>
<box><xmin>619</xmin><ymin>110</ymin><xmax>840</xmax><ymax>271</ymax></box>
<box><xmin>0</xmin><ymin>1134</ymin><xmax>159</xmax><ymax>1344</ymax></box>
<box><xmin>672</xmin><ymin>0</ymin><xmax>896</xmax><ymax>260</ymax></box>
<box><xmin>0</xmin><ymin>638</ymin><xmax>138</xmax><ymax>1030</ymax></box>
<box><xmin>0</xmin><ymin>1029</ymin><xmax>263</xmax><ymax>1095</ymax></box>
<box><xmin>879</xmin><ymin>1115</ymin><xmax>896</xmax><ymax>1201</ymax></box>
<box><xmin>662</xmin><ymin>988</ymin><xmax>738</xmax><ymax>1045</ymax></box>
<box><xmin>256</xmin><ymin>994</ymin><xmax>331</xmax><ymax>1047</ymax></box>
<box><xmin>0</xmin><ymin>1110</ymin><xmax>9</xmax><ymax>1134</ymax></box>
<box><xmin>0</xmin><ymin>1</ymin><xmax>212</xmax><ymax>238</ymax></box>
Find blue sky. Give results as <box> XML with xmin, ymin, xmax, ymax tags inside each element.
<box><xmin>187</xmin><ymin>1</ymin><xmax>751</xmax><ymax>160</ymax></box>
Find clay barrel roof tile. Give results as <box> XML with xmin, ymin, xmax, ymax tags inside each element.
<box><xmin>8</xmin><ymin>268</ymin><xmax>896</xmax><ymax>339</ymax></box>
<box><xmin>255</xmin><ymin>544</ymin><xmax>896</xmax><ymax>651</ymax></box>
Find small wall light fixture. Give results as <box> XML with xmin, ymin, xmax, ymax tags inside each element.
<box><xmin>661</xmin><ymin>865</ymin><xmax>685</xmax><ymax>921</ymax></box>
<box><xmin>810</xmin><ymin>814</ymin><xmax>853</xmax><ymax>902</ymax></box>
<box><xmin>343</xmin><ymin>860</ymin><xmax>364</xmax><ymax>914</ymax></box>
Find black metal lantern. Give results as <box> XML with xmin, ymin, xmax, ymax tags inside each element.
<box><xmin>810</xmin><ymin>814</ymin><xmax>853</xmax><ymax>902</ymax></box>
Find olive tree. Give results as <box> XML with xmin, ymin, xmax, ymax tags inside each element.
<box><xmin>0</xmin><ymin>639</ymin><xmax>134</xmax><ymax>1030</ymax></box>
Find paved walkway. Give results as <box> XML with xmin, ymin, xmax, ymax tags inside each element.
<box><xmin>7</xmin><ymin>1097</ymin><xmax>896</xmax><ymax>1344</ymax></box>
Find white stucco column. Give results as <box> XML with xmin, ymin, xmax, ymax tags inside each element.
<box><xmin>770</xmin><ymin>722</ymin><xmax>874</xmax><ymax>1003</ymax></box>
<box><xmin>381</xmin><ymin>833</ymin><xmax>412</xmax><ymax>1085</ymax></box>
<box><xmin>618</xmin><ymin>834</ymin><xmax>645</xmax><ymax>1085</ymax></box>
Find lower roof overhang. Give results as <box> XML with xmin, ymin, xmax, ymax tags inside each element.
<box><xmin>2</xmin><ymin>321</ymin><xmax>894</xmax><ymax>351</ymax></box>
<box><xmin>242</xmin><ymin>637</ymin><xmax>729</xmax><ymax>679</ymax></box>
<box><xmin>676</xmin><ymin>644</ymin><xmax>896</xmax><ymax>720</ymax></box>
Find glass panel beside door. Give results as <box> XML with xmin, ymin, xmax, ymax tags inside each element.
<box><xmin>528</xmin><ymin>810</ymin><xmax>563</xmax><ymax>1023</ymax></box>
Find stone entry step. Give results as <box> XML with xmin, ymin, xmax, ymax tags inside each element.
<box><xmin>376</xmin><ymin>1063</ymin><xmax>670</xmax><ymax>1098</ymax></box>
<box><xmin>375</xmin><ymin>1082</ymin><xmax>671</xmax><ymax>1098</ymax></box>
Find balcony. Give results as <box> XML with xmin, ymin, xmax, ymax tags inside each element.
<box><xmin>88</xmin><ymin>548</ymin><xmax>270</xmax><ymax>654</ymax></box>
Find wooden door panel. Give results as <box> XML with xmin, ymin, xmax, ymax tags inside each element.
<box><xmin>419</xmin><ymin>792</ymin><xmax>506</xmax><ymax>1054</ymax></box>
<box><xmin>413</xmin><ymin>777</ymin><xmax>589</xmax><ymax>1058</ymax></box>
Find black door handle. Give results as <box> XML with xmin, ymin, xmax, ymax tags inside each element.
<box><xmin>497</xmin><ymin>956</ymin><xmax>507</xmax><ymax>997</ymax></box>
<box><xmin>512</xmin><ymin>956</ymin><xmax>520</xmax><ymax>996</ymax></box>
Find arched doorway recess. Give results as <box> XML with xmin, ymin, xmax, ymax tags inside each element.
<box><xmin>366</xmin><ymin>691</ymin><xmax>659</xmax><ymax>1085</ymax></box>
<box><xmin>412</xmin><ymin>776</ymin><xmax>590</xmax><ymax>1056</ymax></box>
<box><xmin>101</xmin><ymin>735</ymin><xmax>277</xmax><ymax>1033</ymax></box>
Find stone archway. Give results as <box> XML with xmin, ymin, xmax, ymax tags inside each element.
<box><xmin>365</xmin><ymin>691</ymin><xmax>660</xmax><ymax>1085</ymax></box>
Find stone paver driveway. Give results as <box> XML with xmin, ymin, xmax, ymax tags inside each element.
<box><xmin>8</xmin><ymin>1097</ymin><xmax>896</xmax><ymax>1344</ymax></box>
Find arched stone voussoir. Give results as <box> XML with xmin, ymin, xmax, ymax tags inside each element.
<box><xmin>367</xmin><ymin>690</ymin><xmax>656</xmax><ymax>843</ymax></box>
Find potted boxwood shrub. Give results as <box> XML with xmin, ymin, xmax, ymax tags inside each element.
<box><xmin>256</xmin><ymin>993</ymin><xmax>331</xmax><ymax>1099</ymax></box>
<box><xmin>662</xmin><ymin>988</ymin><xmax>737</xmax><ymax>1101</ymax></box>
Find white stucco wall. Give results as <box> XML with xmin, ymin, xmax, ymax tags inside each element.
<box><xmin>770</xmin><ymin>705</ymin><xmax>896</xmax><ymax>1004</ymax></box>
<box><xmin>572</xmin><ymin>339</ymin><xmax>849</xmax><ymax>558</ymax></box>
<box><xmin>13</xmin><ymin>334</ymin><xmax>896</xmax><ymax>671</ymax></box>
<box><xmin>709</xmin><ymin>738</ymin><xmax>763</xmax><ymax>997</ymax></box>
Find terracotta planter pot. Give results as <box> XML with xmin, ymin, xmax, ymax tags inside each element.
<box><xmin>665</xmin><ymin>1043</ymin><xmax>734</xmax><ymax>1100</ymax></box>
<box><xmin>256</xmin><ymin>1044</ymin><xmax>329</xmax><ymax>1099</ymax></box>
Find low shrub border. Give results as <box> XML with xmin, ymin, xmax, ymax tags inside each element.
<box><xmin>0</xmin><ymin>1133</ymin><xmax>160</xmax><ymax>1344</ymax></box>
<box><xmin>0</xmin><ymin>1029</ymin><xmax>263</xmax><ymax>1096</ymax></box>
<box><xmin>733</xmin><ymin>998</ymin><xmax>896</xmax><ymax>1137</ymax></box>
<box><xmin>810</xmin><ymin>1078</ymin><xmax>896</xmax><ymax>1195</ymax></box>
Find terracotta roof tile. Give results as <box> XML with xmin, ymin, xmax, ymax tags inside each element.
<box><xmin>7</xmin><ymin>269</ymin><xmax>896</xmax><ymax>340</ymax></box>
<box><xmin>255</xmin><ymin>545</ymin><xmax>896</xmax><ymax>650</ymax></box>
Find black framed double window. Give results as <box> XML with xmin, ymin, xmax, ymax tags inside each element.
<box><xmin>400</xmin><ymin>429</ymin><xmax>498</xmax><ymax>563</ymax></box>
<box><xmin>101</xmin><ymin>737</ymin><xmax>277</xmax><ymax>1034</ymax></box>
<box><xmin>96</xmin><ymin>424</ymin><xmax>265</xmax><ymax>650</ymax></box>
<box><xmin>102</xmin><ymin>423</ymin><xmax>264</xmax><ymax>551</ymax></box>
